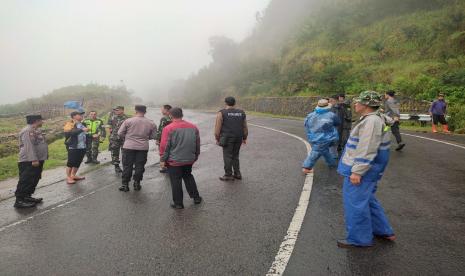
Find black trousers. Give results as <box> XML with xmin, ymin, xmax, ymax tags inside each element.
<box><xmin>337</xmin><ymin>128</ymin><xmax>351</xmax><ymax>151</ymax></box>
<box><xmin>432</xmin><ymin>114</ymin><xmax>447</xmax><ymax>125</ymax></box>
<box><xmin>222</xmin><ymin>137</ymin><xmax>242</xmax><ymax>176</ymax></box>
<box><xmin>15</xmin><ymin>161</ymin><xmax>44</xmax><ymax>199</ymax></box>
<box><xmin>390</xmin><ymin>121</ymin><xmax>403</xmax><ymax>144</ymax></box>
<box><xmin>122</xmin><ymin>149</ymin><xmax>148</xmax><ymax>183</ymax></box>
<box><xmin>168</xmin><ymin>165</ymin><xmax>200</xmax><ymax>205</ymax></box>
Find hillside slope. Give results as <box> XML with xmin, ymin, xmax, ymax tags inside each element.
<box><xmin>174</xmin><ymin>0</ymin><xmax>465</xmax><ymax>129</ymax></box>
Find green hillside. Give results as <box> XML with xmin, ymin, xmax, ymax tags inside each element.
<box><xmin>174</xmin><ymin>0</ymin><xmax>465</xmax><ymax>130</ymax></box>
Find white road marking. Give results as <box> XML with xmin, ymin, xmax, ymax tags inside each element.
<box><xmin>0</xmin><ymin>142</ymin><xmax>215</xmax><ymax>233</ymax></box>
<box><xmin>0</xmin><ymin>185</ymin><xmax>112</xmax><ymax>233</ymax></box>
<box><xmin>249</xmin><ymin>124</ymin><xmax>313</xmax><ymax>276</ymax></box>
<box><xmin>401</xmin><ymin>133</ymin><xmax>465</xmax><ymax>150</ymax></box>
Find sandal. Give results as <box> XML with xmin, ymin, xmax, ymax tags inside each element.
<box><xmin>73</xmin><ymin>176</ymin><xmax>86</xmax><ymax>181</ymax></box>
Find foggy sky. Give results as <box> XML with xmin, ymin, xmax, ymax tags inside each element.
<box><xmin>0</xmin><ymin>0</ymin><xmax>270</xmax><ymax>104</ymax></box>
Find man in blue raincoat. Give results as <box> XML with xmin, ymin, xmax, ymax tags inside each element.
<box><xmin>337</xmin><ymin>91</ymin><xmax>395</xmax><ymax>248</ymax></box>
<box><xmin>302</xmin><ymin>99</ymin><xmax>340</xmax><ymax>174</ymax></box>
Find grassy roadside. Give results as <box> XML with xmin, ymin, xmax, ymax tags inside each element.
<box><xmin>0</xmin><ymin>134</ymin><xmax>110</xmax><ymax>182</ymax></box>
<box><xmin>0</xmin><ymin>109</ymin><xmax>136</xmax><ymax>182</ymax></box>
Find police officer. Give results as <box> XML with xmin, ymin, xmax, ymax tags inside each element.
<box><xmin>337</xmin><ymin>91</ymin><xmax>395</xmax><ymax>248</ymax></box>
<box><xmin>14</xmin><ymin>115</ymin><xmax>49</xmax><ymax>208</ymax></box>
<box><xmin>107</xmin><ymin>106</ymin><xmax>129</xmax><ymax>173</ymax></box>
<box><xmin>215</xmin><ymin>96</ymin><xmax>248</xmax><ymax>181</ymax></box>
<box><xmin>83</xmin><ymin>110</ymin><xmax>106</xmax><ymax>164</ymax></box>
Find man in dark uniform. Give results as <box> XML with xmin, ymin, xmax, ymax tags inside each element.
<box><xmin>215</xmin><ymin>96</ymin><xmax>248</xmax><ymax>181</ymax></box>
<box><xmin>107</xmin><ymin>106</ymin><xmax>129</xmax><ymax>173</ymax></box>
<box><xmin>338</xmin><ymin>94</ymin><xmax>352</xmax><ymax>153</ymax></box>
<box><xmin>14</xmin><ymin>115</ymin><xmax>49</xmax><ymax>208</ymax></box>
<box><xmin>83</xmin><ymin>110</ymin><xmax>106</xmax><ymax>164</ymax></box>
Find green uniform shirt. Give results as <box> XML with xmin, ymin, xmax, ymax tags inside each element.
<box><xmin>157</xmin><ymin>115</ymin><xmax>172</xmax><ymax>142</ymax></box>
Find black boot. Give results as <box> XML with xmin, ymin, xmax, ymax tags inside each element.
<box><xmin>92</xmin><ymin>159</ymin><xmax>101</xmax><ymax>164</ymax></box>
<box><xmin>14</xmin><ymin>198</ymin><xmax>37</xmax><ymax>208</ymax></box>
<box><xmin>24</xmin><ymin>196</ymin><xmax>43</xmax><ymax>203</ymax></box>
<box><xmin>115</xmin><ymin>165</ymin><xmax>123</xmax><ymax>173</ymax></box>
<box><xmin>119</xmin><ymin>182</ymin><xmax>129</xmax><ymax>192</ymax></box>
<box><xmin>133</xmin><ymin>180</ymin><xmax>141</xmax><ymax>191</ymax></box>
<box><xmin>85</xmin><ymin>158</ymin><xmax>92</xmax><ymax>164</ymax></box>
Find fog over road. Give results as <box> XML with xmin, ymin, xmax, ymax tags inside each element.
<box><xmin>0</xmin><ymin>110</ymin><xmax>464</xmax><ymax>275</ymax></box>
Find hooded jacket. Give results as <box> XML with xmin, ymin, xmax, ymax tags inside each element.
<box><xmin>304</xmin><ymin>107</ymin><xmax>340</xmax><ymax>147</ymax></box>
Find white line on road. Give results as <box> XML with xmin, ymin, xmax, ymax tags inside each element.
<box><xmin>0</xmin><ymin>184</ymin><xmax>113</xmax><ymax>233</ymax></box>
<box><xmin>250</xmin><ymin>124</ymin><xmax>313</xmax><ymax>276</ymax></box>
<box><xmin>401</xmin><ymin>133</ymin><xmax>465</xmax><ymax>150</ymax></box>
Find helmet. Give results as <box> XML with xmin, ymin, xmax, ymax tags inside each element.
<box><xmin>354</xmin><ymin>91</ymin><xmax>382</xmax><ymax>107</ymax></box>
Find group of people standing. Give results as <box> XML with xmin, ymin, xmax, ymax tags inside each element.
<box><xmin>13</xmin><ymin>97</ymin><xmax>248</xmax><ymax>210</ymax></box>
<box><xmin>301</xmin><ymin>90</ymin><xmax>420</xmax><ymax>248</ymax></box>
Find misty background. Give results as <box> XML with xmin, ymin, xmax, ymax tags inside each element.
<box><xmin>0</xmin><ymin>0</ymin><xmax>270</xmax><ymax>104</ymax></box>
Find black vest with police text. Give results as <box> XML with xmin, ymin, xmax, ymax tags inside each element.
<box><xmin>220</xmin><ymin>108</ymin><xmax>246</xmax><ymax>138</ymax></box>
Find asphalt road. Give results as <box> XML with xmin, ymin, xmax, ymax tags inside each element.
<box><xmin>0</xmin><ymin>110</ymin><xmax>464</xmax><ymax>275</ymax></box>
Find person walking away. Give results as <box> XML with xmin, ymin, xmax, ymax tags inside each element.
<box><xmin>64</xmin><ymin>111</ymin><xmax>89</xmax><ymax>184</ymax></box>
<box><xmin>302</xmin><ymin>99</ymin><xmax>340</xmax><ymax>174</ymax></box>
<box><xmin>338</xmin><ymin>94</ymin><xmax>352</xmax><ymax>152</ymax></box>
<box><xmin>159</xmin><ymin>107</ymin><xmax>202</xmax><ymax>209</ymax></box>
<box><xmin>329</xmin><ymin>96</ymin><xmax>342</xmax><ymax>159</ymax></box>
<box><xmin>337</xmin><ymin>91</ymin><xmax>395</xmax><ymax>248</ymax></box>
<box><xmin>156</xmin><ymin>104</ymin><xmax>172</xmax><ymax>173</ymax></box>
<box><xmin>215</xmin><ymin>96</ymin><xmax>248</xmax><ymax>181</ymax></box>
<box><xmin>14</xmin><ymin>115</ymin><xmax>49</xmax><ymax>208</ymax></box>
<box><xmin>83</xmin><ymin>111</ymin><xmax>106</xmax><ymax>164</ymax></box>
<box><xmin>429</xmin><ymin>93</ymin><xmax>450</xmax><ymax>134</ymax></box>
<box><xmin>108</xmin><ymin>106</ymin><xmax>129</xmax><ymax>173</ymax></box>
<box><xmin>117</xmin><ymin>105</ymin><xmax>157</xmax><ymax>192</ymax></box>
<box><xmin>384</xmin><ymin>90</ymin><xmax>405</xmax><ymax>151</ymax></box>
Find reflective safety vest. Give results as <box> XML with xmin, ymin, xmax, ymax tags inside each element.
<box><xmin>83</xmin><ymin>119</ymin><xmax>104</xmax><ymax>135</ymax></box>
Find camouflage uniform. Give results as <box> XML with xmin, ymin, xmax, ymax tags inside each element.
<box><xmin>156</xmin><ymin>115</ymin><xmax>172</xmax><ymax>142</ymax></box>
<box><xmin>108</xmin><ymin>113</ymin><xmax>129</xmax><ymax>166</ymax></box>
<box><xmin>83</xmin><ymin>118</ymin><xmax>106</xmax><ymax>162</ymax></box>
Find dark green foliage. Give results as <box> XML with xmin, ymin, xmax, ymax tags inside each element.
<box><xmin>173</xmin><ymin>0</ymin><xmax>465</xmax><ymax>129</ymax></box>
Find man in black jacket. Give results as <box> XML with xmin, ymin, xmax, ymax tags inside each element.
<box><xmin>215</xmin><ymin>97</ymin><xmax>248</xmax><ymax>181</ymax></box>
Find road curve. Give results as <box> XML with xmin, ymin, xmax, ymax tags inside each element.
<box><xmin>0</xmin><ymin>110</ymin><xmax>464</xmax><ymax>275</ymax></box>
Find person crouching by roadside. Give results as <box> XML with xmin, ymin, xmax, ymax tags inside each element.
<box><xmin>14</xmin><ymin>115</ymin><xmax>49</xmax><ymax>208</ymax></box>
<box><xmin>117</xmin><ymin>105</ymin><xmax>157</xmax><ymax>192</ymax></box>
<box><xmin>64</xmin><ymin>111</ymin><xmax>89</xmax><ymax>184</ymax></box>
<box><xmin>302</xmin><ymin>99</ymin><xmax>340</xmax><ymax>174</ymax></box>
<box><xmin>159</xmin><ymin>107</ymin><xmax>202</xmax><ymax>209</ymax></box>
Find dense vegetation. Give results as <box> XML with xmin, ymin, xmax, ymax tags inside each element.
<box><xmin>173</xmin><ymin>0</ymin><xmax>465</xmax><ymax>131</ymax></box>
<box><xmin>0</xmin><ymin>84</ymin><xmax>135</xmax><ymax>115</ymax></box>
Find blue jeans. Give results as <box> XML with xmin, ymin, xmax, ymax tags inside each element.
<box><xmin>302</xmin><ymin>144</ymin><xmax>336</xmax><ymax>169</ymax></box>
<box><xmin>343</xmin><ymin>177</ymin><xmax>394</xmax><ymax>246</ymax></box>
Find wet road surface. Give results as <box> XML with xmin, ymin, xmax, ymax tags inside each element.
<box><xmin>0</xmin><ymin>110</ymin><xmax>464</xmax><ymax>275</ymax></box>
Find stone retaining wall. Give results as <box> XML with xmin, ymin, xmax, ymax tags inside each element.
<box><xmin>239</xmin><ymin>96</ymin><xmax>431</xmax><ymax>117</ymax></box>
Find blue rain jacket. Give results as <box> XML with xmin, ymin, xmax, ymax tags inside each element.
<box><xmin>304</xmin><ymin>107</ymin><xmax>340</xmax><ymax>148</ymax></box>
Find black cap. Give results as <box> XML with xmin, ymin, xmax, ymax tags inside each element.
<box><xmin>113</xmin><ymin>106</ymin><xmax>124</xmax><ymax>110</ymax></box>
<box><xmin>386</xmin><ymin>90</ymin><xmax>396</xmax><ymax>97</ymax></box>
<box><xmin>225</xmin><ymin>96</ymin><xmax>236</xmax><ymax>106</ymax></box>
<box><xmin>26</xmin><ymin>115</ymin><xmax>43</xmax><ymax>124</ymax></box>
<box><xmin>70</xmin><ymin>111</ymin><xmax>85</xmax><ymax>118</ymax></box>
<box><xmin>135</xmin><ymin>105</ymin><xmax>147</xmax><ymax>113</ymax></box>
